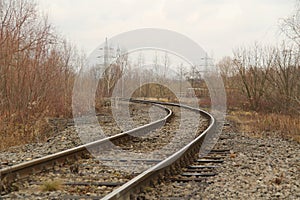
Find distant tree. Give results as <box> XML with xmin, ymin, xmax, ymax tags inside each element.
<box><xmin>280</xmin><ymin>0</ymin><xmax>300</xmax><ymax>45</ymax></box>
<box><xmin>217</xmin><ymin>56</ymin><xmax>236</xmax><ymax>88</ymax></box>
<box><xmin>233</xmin><ymin>44</ymin><xmax>274</xmax><ymax>110</ymax></box>
<box><xmin>279</xmin><ymin>1</ymin><xmax>300</xmax><ymax>114</ymax></box>
<box><xmin>266</xmin><ymin>43</ymin><xmax>300</xmax><ymax>114</ymax></box>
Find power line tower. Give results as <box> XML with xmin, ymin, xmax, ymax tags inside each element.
<box><xmin>199</xmin><ymin>53</ymin><xmax>213</xmax><ymax>74</ymax></box>
<box><xmin>99</xmin><ymin>37</ymin><xmax>115</xmax><ymax>68</ymax></box>
<box><xmin>97</xmin><ymin>38</ymin><xmax>123</xmax><ymax>97</ymax></box>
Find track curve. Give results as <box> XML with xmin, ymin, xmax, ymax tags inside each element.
<box><xmin>1</xmin><ymin>99</ymin><xmax>215</xmax><ymax>199</ymax></box>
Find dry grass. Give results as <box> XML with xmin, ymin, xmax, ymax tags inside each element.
<box><xmin>228</xmin><ymin>110</ymin><xmax>300</xmax><ymax>142</ymax></box>
<box><xmin>40</xmin><ymin>180</ymin><xmax>63</xmax><ymax>192</ymax></box>
<box><xmin>0</xmin><ymin>119</ymin><xmax>52</xmax><ymax>151</ymax></box>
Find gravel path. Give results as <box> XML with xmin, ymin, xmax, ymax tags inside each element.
<box><xmin>137</xmin><ymin>120</ymin><xmax>300</xmax><ymax>200</ymax></box>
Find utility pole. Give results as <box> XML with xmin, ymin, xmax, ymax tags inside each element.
<box><xmin>99</xmin><ymin>37</ymin><xmax>114</xmax><ymax>68</ymax></box>
<box><xmin>138</xmin><ymin>53</ymin><xmax>144</xmax><ymax>97</ymax></box>
<box><xmin>198</xmin><ymin>53</ymin><xmax>214</xmax><ymax>75</ymax></box>
<box><xmin>200</xmin><ymin>53</ymin><xmax>210</xmax><ymax>73</ymax></box>
<box><xmin>179</xmin><ymin>63</ymin><xmax>183</xmax><ymax>97</ymax></box>
<box><xmin>98</xmin><ymin>37</ymin><xmax>116</xmax><ymax>96</ymax></box>
<box><xmin>104</xmin><ymin>38</ymin><xmax>109</xmax><ymax>67</ymax></box>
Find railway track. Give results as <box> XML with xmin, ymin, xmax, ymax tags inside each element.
<box><xmin>101</xmin><ymin>100</ymin><xmax>215</xmax><ymax>200</ymax></box>
<box><xmin>1</xmin><ymin>99</ymin><xmax>217</xmax><ymax>199</ymax></box>
<box><xmin>0</xmin><ymin>102</ymin><xmax>165</xmax><ymax>169</ymax></box>
<box><xmin>135</xmin><ymin>136</ymin><xmax>231</xmax><ymax>199</ymax></box>
<box><xmin>0</xmin><ymin>100</ymin><xmax>170</xmax><ymax>193</ymax></box>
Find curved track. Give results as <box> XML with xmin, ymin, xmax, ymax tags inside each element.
<box><xmin>102</xmin><ymin>99</ymin><xmax>215</xmax><ymax>199</ymax></box>
<box><xmin>1</xmin><ymin>99</ymin><xmax>215</xmax><ymax>199</ymax></box>
<box><xmin>0</xmin><ymin>101</ymin><xmax>171</xmax><ymax>193</ymax></box>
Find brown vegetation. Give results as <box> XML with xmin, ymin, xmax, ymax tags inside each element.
<box><xmin>219</xmin><ymin>43</ymin><xmax>300</xmax><ymax>142</ymax></box>
<box><xmin>0</xmin><ymin>0</ymin><xmax>77</xmax><ymax>150</ymax></box>
<box><xmin>228</xmin><ymin>111</ymin><xmax>300</xmax><ymax>142</ymax></box>
<box><xmin>218</xmin><ymin>43</ymin><xmax>300</xmax><ymax>114</ymax></box>
<box><xmin>40</xmin><ymin>180</ymin><xmax>63</xmax><ymax>192</ymax></box>
<box><xmin>1</xmin><ymin>0</ymin><xmax>299</xmax><ymax>150</ymax></box>
<box><xmin>132</xmin><ymin>83</ymin><xmax>178</xmax><ymax>102</ymax></box>
<box><xmin>217</xmin><ymin>2</ymin><xmax>300</xmax><ymax>142</ymax></box>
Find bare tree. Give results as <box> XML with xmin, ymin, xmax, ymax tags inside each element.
<box><xmin>266</xmin><ymin>43</ymin><xmax>300</xmax><ymax>113</ymax></box>
<box><xmin>279</xmin><ymin>0</ymin><xmax>300</xmax><ymax>114</ymax></box>
<box><xmin>233</xmin><ymin>44</ymin><xmax>275</xmax><ymax>110</ymax></box>
<box><xmin>100</xmin><ymin>51</ymin><xmax>128</xmax><ymax>97</ymax></box>
<box><xmin>0</xmin><ymin>0</ymin><xmax>78</xmax><ymax>147</ymax></box>
<box><xmin>217</xmin><ymin>56</ymin><xmax>236</xmax><ymax>88</ymax></box>
<box><xmin>280</xmin><ymin>0</ymin><xmax>300</xmax><ymax>45</ymax></box>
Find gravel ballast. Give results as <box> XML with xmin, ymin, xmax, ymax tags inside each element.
<box><xmin>137</xmin><ymin>121</ymin><xmax>300</xmax><ymax>199</ymax></box>
<box><xmin>0</xmin><ymin>102</ymin><xmax>166</xmax><ymax>168</ymax></box>
<box><xmin>1</xmin><ymin>105</ymin><xmax>209</xmax><ymax>199</ymax></box>
<box><xmin>1</xmin><ymin>107</ymin><xmax>299</xmax><ymax>199</ymax></box>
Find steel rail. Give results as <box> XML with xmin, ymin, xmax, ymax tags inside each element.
<box><xmin>0</xmin><ymin>102</ymin><xmax>172</xmax><ymax>192</ymax></box>
<box><xmin>102</xmin><ymin>99</ymin><xmax>215</xmax><ymax>200</ymax></box>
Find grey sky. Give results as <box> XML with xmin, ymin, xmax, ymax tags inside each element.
<box><xmin>39</xmin><ymin>0</ymin><xmax>294</xmax><ymax>61</ymax></box>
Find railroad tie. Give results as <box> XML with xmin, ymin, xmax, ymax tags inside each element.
<box><xmin>169</xmin><ymin>149</ymin><xmax>229</xmax><ymax>182</ymax></box>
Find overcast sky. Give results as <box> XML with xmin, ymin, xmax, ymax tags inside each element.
<box><xmin>39</xmin><ymin>0</ymin><xmax>295</xmax><ymax>61</ymax></box>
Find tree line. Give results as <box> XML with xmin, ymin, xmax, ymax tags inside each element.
<box><xmin>218</xmin><ymin>4</ymin><xmax>300</xmax><ymax>115</ymax></box>
<box><xmin>1</xmin><ymin>0</ymin><xmax>299</xmax><ymax>149</ymax></box>
<box><xmin>0</xmin><ymin>0</ymin><xmax>78</xmax><ymax>147</ymax></box>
